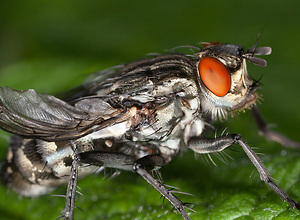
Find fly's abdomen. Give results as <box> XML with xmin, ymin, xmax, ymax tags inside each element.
<box><xmin>1</xmin><ymin>136</ymin><xmax>61</xmax><ymax>196</ymax></box>
<box><xmin>1</xmin><ymin>135</ymin><xmax>97</xmax><ymax>197</ymax></box>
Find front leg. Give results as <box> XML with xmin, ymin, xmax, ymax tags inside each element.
<box><xmin>251</xmin><ymin>105</ymin><xmax>300</xmax><ymax>148</ymax></box>
<box><xmin>188</xmin><ymin>134</ymin><xmax>300</xmax><ymax>211</ymax></box>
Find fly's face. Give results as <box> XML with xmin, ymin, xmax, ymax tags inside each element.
<box><xmin>196</xmin><ymin>43</ymin><xmax>270</xmax><ymax>111</ymax></box>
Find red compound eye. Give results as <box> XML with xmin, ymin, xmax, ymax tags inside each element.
<box><xmin>199</xmin><ymin>57</ymin><xmax>231</xmax><ymax>97</ymax></box>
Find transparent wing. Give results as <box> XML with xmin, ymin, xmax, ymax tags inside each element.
<box><xmin>62</xmin><ymin>64</ymin><xmax>124</xmax><ymax>102</ymax></box>
<box><xmin>0</xmin><ymin>87</ymin><xmax>129</xmax><ymax>141</ymax></box>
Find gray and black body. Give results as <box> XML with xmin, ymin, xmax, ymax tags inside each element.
<box><xmin>0</xmin><ymin>43</ymin><xmax>299</xmax><ymax>219</ymax></box>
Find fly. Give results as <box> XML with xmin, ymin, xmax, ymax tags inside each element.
<box><xmin>0</xmin><ymin>42</ymin><xmax>299</xmax><ymax>220</ymax></box>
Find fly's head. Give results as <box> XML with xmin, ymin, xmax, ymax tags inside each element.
<box><xmin>195</xmin><ymin>43</ymin><xmax>271</xmax><ymax>118</ymax></box>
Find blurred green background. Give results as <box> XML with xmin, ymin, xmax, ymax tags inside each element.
<box><xmin>0</xmin><ymin>1</ymin><xmax>300</xmax><ymax>219</ymax></box>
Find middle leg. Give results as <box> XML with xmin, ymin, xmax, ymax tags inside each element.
<box><xmin>78</xmin><ymin>151</ymin><xmax>191</xmax><ymax>219</ymax></box>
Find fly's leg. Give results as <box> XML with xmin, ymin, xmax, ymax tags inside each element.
<box><xmin>133</xmin><ymin>156</ymin><xmax>191</xmax><ymax>220</ymax></box>
<box><xmin>188</xmin><ymin>134</ymin><xmax>300</xmax><ymax>211</ymax></box>
<box><xmin>61</xmin><ymin>155</ymin><xmax>79</xmax><ymax>220</ymax></box>
<box><xmin>61</xmin><ymin>141</ymin><xmax>81</xmax><ymax>220</ymax></box>
<box><xmin>78</xmin><ymin>152</ymin><xmax>191</xmax><ymax>220</ymax></box>
<box><xmin>251</xmin><ymin>105</ymin><xmax>300</xmax><ymax>148</ymax></box>
<box><xmin>60</xmin><ymin>152</ymin><xmax>137</xmax><ymax>220</ymax></box>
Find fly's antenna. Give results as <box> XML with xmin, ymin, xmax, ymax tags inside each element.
<box><xmin>243</xmin><ymin>31</ymin><xmax>271</xmax><ymax>67</ymax></box>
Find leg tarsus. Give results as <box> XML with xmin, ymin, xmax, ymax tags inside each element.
<box><xmin>267</xmin><ymin>179</ymin><xmax>300</xmax><ymax>211</ymax></box>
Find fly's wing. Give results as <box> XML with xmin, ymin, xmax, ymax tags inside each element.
<box><xmin>62</xmin><ymin>64</ymin><xmax>125</xmax><ymax>102</ymax></box>
<box><xmin>0</xmin><ymin>54</ymin><xmax>194</xmax><ymax>141</ymax></box>
<box><xmin>0</xmin><ymin>87</ymin><xmax>131</xmax><ymax>141</ymax></box>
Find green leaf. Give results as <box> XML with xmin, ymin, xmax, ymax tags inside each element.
<box><xmin>0</xmin><ymin>1</ymin><xmax>300</xmax><ymax>220</ymax></box>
